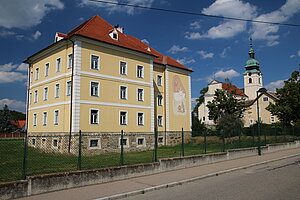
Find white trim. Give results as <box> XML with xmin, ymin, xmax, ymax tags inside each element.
<box><xmin>33</xmin><ymin>113</ymin><xmax>37</xmax><ymax>126</ymax></box>
<box><xmin>80</xmin><ymin>71</ymin><xmax>150</xmax><ymax>86</ymax></box>
<box><xmin>120</xmin><ymin>85</ymin><xmax>128</xmax><ymax>100</ymax></box>
<box><xmin>157</xmin><ymin>115</ymin><xmax>163</xmax><ymax>127</ymax></box>
<box><xmin>90</xmin><ymin>81</ymin><xmax>100</xmax><ymax>97</ymax></box>
<box><xmin>44</xmin><ymin>63</ymin><xmax>50</xmax><ymax>77</ymax></box>
<box><xmin>90</xmin><ymin>108</ymin><xmax>100</xmax><ymax>125</ymax></box>
<box><xmin>28</xmin><ymin>101</ymin><xmax>71</xmax><ymax>111</ymax></box>
<box><xmin>137</xmin><ymin>88</ymin><xmax>144</xmax><ymax>102</ymax></box>
<box><xmin>119</xmin><ymin>60</ymin><xmax>127</xmax><ymax>76</ymax></box>
<box><xmin>165</xmin><ymin>68</ymin><xmax>170</xmax><ymax>131</ymax></box>
<box><xmin>67</xmin><ymin>53</ymin><xmax>73</xmax><ymax>69</ymax></box>
<box><xmin>137</xmin><ymin>112</ymin><xmax>144</xmax><ymax>126</ymax></box>
<box><xmin>136</xmin><ymin>137</ymin><xmax>146</xmax><ymax>147</ymax></box>
<box><xmin>119</xmin><ymin>110</ymin><xmax>128</xmax><ymax>126</ymax></box>
<box><xmin>30</xmin><ymin>72</ymin><xmax>72</xmax><ymax>88</ymax></box>
<box><xmin>54</xmin><ymin>83</ymin><xmax>60</xmax><ymax>98</ymax></box>
<box><xmin>167</xmin><ymin>65</ymin><xmax>191</xmax><ymax>75</ymax></box>
<box><xmin>157</xmin><ymin>94</ymin><xmax>163</xmax><ymax>106</ymax></box>
<box><xmin>119</xmin><ymin>137</ymin><xmax>129</xmax><ymax>148</ymax></box>
<box><xmin>34</xmin><ymin>89</ymin><xmax>38</xmax><ymax>103</ymax></box>
<box><xmin>136</xmin><ymin>65</ymin><xmax>144</xmax><ymax>79</ymax></box>
<box><xmin>90</xmin><ymin>54</ymin><xmax>100</xmax><ymax>70</ymax></box>
<box><xmin>188</xmin><ymin>75</ymin><xmax>192</xmax><ymax>131</ymax></box>
<box><xmin>35</xmin><ymin>67</ymin><xmax>39</xmax><ymax>81</ymax></box>
<box><xmin>56</xmin><ymin>57</ymin><xmax>61</xmax><ymax>73</ymax></box>
<box><xmin>43</xmin><ymin>87</ymin><xmax>48</xmax><ymax>101</ymax></box>
<box><xmin>80</xmin><ymin>100</ymin><xmax>151</xmax><ymax>109</ymax></box>
<box><xmin>54</xmin><ymin>110</ymin><xmax>59</xmax><ymax>126</ymax></box>
<box><xmin>66</xmin><ymin>80</ymin><xmax>72</xmax><ymax>96</ymax></box>
<box><xmin>88</xmin><ymin>138</ymin><xmax>101</xmax><ymax>149</ymax></box>
<box><xmin>42</xmin><ymin>111</ymin><xmax>47</xmax><ymax>126</ymax></box>
<box><xmin>150</xmin><ymin>60</ymin><xmax>154</xmax><ymax>132</ymax></box>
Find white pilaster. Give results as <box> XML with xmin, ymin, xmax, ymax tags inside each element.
<box><xmin>72</xmin><ymin>41</ymin><xmax>81</xmax><ymax>132</ymax></box>
<box><xmin>150</xmin><ymin>60</ymin><xmax>154</xmax><ymax>132</ymax></box>
<box><xmin>165</xmin><ymin>67</ymin><xmax>170</xmax><ymax>131</ymax></box>
<box><xmin>188</xmin><ymin>74</ymin><xmax>192</xmax><ymax>131</ymax></box>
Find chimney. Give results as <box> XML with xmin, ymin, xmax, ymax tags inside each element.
<box><xmin>115</xmin><ymin>24</ymin><xmax>124</xmax><ymax>33</ymax></box>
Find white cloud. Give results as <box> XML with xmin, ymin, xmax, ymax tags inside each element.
<box><xmin>0</xmin><ymin>0</ymin><xmax>64</xmax><ymax>29</ymax></box>
<box><xmin>80</xmin><ymin>0</ymin><xmax>154</xmax><ymax>15</ymax></box>
<box><xmin>298</xmin><ymin>50</ymin><xmax>300</xmax><ymax>57</ymax></box>
<box><xmin>168</xmin><ymin>45</ymin><xmax>188</xmax><ymax>54</ymax></box>
<box><xmin>220</xmin><ymin>47</ymin><xmax>231</xmax><ymax>58</ymax></box>
<box><xmin>191</xmin><ymin>97</ymin><xmax>198</xmax><ymax>109</ymax></box>
<box><xmin>195</xmin><ymin>69</ymin><xmax>240</xmax><ymax>82</ymax></box>
<box><xmin>290</xmin><ymin>54</ymin><xmax>296</xmax><ymax>58</ymax></box>
<box><xmin>141</xmin><ymin>39</ymin><xmax>149</xmax><ymax>45</ymax></box>
<box><xmin>185</xmin><ymin>32</ymin><xmax>202</xmax><ymax>40</ymax></box>
<box><xmin>0</xmin><ymin>98</ymin><xmax>26</xmax><ymax>112</ymax></box>
<box><xmin>265</xmin><ymin>80</ymin><xmax>285</xmax><ymax>91</ymax></box>
<box><xmin>16</xmin><ymin>63</ymin><xmax>29</xmax><ymax>72</ymax></box>
<box><xmin>189</xmin><ymin>21</ymin><xmax>201</xmax><ymax>29</ymax></box>
<box><xmin>32</xmin><ymin>31</ymin><xmax>41</xmax><ymax>40</ymax></box>
<box><xmin>0</xmin><ymin>29</ymin><xmax>16</xmax><ymax>37</ymax></box>
<box><xmin>251</xmin><ymin>0</ymin><xmax>300</xmax><ymax>46</ymax></box>
<box><xmin>0</xmin><ymin>63</ymin><xmax>27</xmax><ymax>83</ymax></box>
<box><xmin>197</xmin><ymin>50</ymin><xmax>214</xmax><ymax>59</ymax></box>
<box><xmin>176</xmin><ymin>57</ymin><xmax>196</xmax><ymax>65</ymax></box>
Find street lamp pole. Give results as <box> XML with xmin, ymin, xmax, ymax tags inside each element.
<box><xmin>256</xmin><ymin>88</ymin><xmax>267</xmax><ymax>156</ymax></box>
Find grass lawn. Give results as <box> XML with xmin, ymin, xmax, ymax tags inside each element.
<box><xmin>0</xmin><ymin>135</ymin><xmax>297</xmax><ymax>183</ymax></box>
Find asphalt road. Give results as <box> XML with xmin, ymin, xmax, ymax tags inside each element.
<box><xmin>123</xmin><ymin>156</ymin><xmax>300</xmax><ymax>200</ymax></box>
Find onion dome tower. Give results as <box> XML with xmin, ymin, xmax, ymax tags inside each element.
<box><xmin>243</xmin><ymin>39</ymin><xmax>263</xmax><ymax>100</ymax></box>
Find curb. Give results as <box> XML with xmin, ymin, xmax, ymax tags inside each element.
<box><xmin>94</xmin><ymin>153</ymin><xmax>300</xmax><ymax>200</ymax></box>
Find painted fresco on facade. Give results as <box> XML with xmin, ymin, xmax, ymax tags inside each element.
<box><xmin>173</xmin><ymin>75</ymin><xmax>186</xmax><ymax>115</ymax></box>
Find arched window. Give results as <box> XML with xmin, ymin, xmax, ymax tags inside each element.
<box><xmin>249</xmin><ymin>78</ymin><xmax>252</xmax><ymax>83</ymax></box>
<box><xmin>259</xmin><ymin>78</ymin><xmax>261</xmax><ymax>84</ymax></box>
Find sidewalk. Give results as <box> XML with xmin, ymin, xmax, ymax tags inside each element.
<box><xmin>20</xmin><ymin>148</ymin><xmax>300</xmax><ymax>200</ymax></box>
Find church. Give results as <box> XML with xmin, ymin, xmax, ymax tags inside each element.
<box><xmin>198</xmin><ymin>40</ymin><xmax>279</xmax><ymax>127</ymax></box>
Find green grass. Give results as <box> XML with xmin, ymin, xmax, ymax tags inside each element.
<box><xmin>0</xmin><ymin>135</ymin><xmax>298</xmax><ymax>183</ymax></box>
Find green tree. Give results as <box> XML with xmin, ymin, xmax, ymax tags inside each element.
<box><xmin>0</xmin><ymin>104</ymin><xmax>15</xmax><ymax>132</ymax></box>
<box><xmin>191</xmin><ymin>114</ymin><xmax>207</xmax><ymax>136</ymax></box>
<box><xmin>193</xmin><ymin>87</ymin><xmax>208</xmax><ymax>115</ymax></box>
<box><xmin>267</xmin><ymin>70</ymin><xmax>300</xmax><ymax>125</ymax></box>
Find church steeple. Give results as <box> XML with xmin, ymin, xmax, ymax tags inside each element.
<box><xmin>249</xmin><ymin>38</ymin><xmax>255</xmax><ymax>59</ymax></box>
<box><xmin>245</xmin><ymin>38</ymin><xmax>260</xmax><ymax>71</ymax></box>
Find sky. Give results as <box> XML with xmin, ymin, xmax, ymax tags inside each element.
<box><xmin>0</xmin><ymin>0</ymin><xmax>300</xmax><ymax>112</ymax></box>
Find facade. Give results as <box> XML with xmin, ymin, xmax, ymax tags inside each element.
<box><xmin>198</xmin><ymin>40</ymin><xmax>278</xmax><ymax>127</ymax></box>
<box><xmin>24</xmin><ymin>16</ymin><xmax>192</xmax><ymax>152</ymax></box>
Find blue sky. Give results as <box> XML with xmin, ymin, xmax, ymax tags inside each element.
<box><xmin>0</xmin><ymin>0</ymin><xmax>300</xmax><ymax>112</ymax></box>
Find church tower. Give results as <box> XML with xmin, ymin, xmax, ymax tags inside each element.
<box><xmin>243</xmin><ymin>39</ymin><xmax>262</xmax><ymax>100</ymax></box>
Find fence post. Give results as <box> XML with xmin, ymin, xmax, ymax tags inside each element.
<box><xmin>204</xmin><ymin>129</ymin><xmax>207</xmax><ymax>154</ymax></box>
<box><xmin>238</xmin><ymin>128</ymin><xmax>241</xmax><ymax>148</ymax></box>
<box><xmin>22</xmin><ymin>134</ymin><xmax>28</xmax><ymax>180</ymax></box>
<box><xmin>77</xmin><ymin>130</ymin><xmax>82</xmax><ymax>170</ymax></box>
<box><xmin>181</xmin><ymin>128</ymin><xmax>184</xmax><ymax>157</ymax></box>
<box><xmin>154</xmin><ymin>128</ymin><xmax>158</xmax><ymax>162</ymax></box>
<box><xmin>120</xmin><ymin>130</ymin><xmax>124</xmax><ymax>166</ymax></box>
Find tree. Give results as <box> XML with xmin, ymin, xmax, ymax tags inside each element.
<box><xmin>267</xmin><ymin>70</ymin><xmax>300</xmax><ymax>125</ymax></box>
<box><xmin>0</xmin><ymin>104</ymin><xmax>15</xmax><ymax>133</ymax></box>
<box><xmin>192</xmin><ymin>87</ymin><xmax>208</xmax><ymax>115</ymax></box>
<box><xmin>191</xmin><ymin>114</ymin><xmax>207</xmax><ymax>136</ymax></box>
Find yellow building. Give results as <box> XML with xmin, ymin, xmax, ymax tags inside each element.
<box><xmin>24</xmin><ymin>15</ymin><xmax>192</xmax><ymax>140</ymax></box>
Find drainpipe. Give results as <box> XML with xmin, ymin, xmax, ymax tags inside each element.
<box><xmin>68</xmin><ymin>39</ymin><xmax>75</xmax><ymax>153</ymax></box>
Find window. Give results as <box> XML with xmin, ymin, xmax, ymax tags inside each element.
<box><xmin>270</xmin><ymin>116</ymin><xmax>275</xmax><ymax>123</ymax></box>
<box><xmin>137</xmin><ymin>65</ymin><xmax>144</xmax><ymax>78</ymax></box>
<box><xmin>56</xmin><ymin>58</ymin><xmax>61</xmax><ymax>72</ymax></box>
<box><xmin>44</xmin><ymin>87</ymin><xmax>48</xmax><ymax>101</ymax></box>
<box><xmin>158</xmin><ymin>137</ymin><xmax>164</xmax><ymax>144</ymax></box>
<box><xmin>120</xmin><ymin>86</ymin><xmax>127</xmax><ymax>100</ymax></box>
<box><xmin>91</xmin><ymin>55</ymin><xmax>99</xmax><ymax>70</ymax></box>
<box><xmin>137</xmin><ymin>88</ymin><xmax>144</xmax><ymax>101</ymax></box>
<box><xmin>55</xmin><ymin>84</ymin><xmax>60</xmax><ymax>98</ymax></box>
<box><xmin>113</xmin><ymin>33</ymin><xmax>118</xmax><ymax>40</ymax></box>
<box><xmin>29</xmin><ymin>93</ymin><xmax>32</xmax><ymax>105</ymax></box>
<box><xmin>120</xmin><ymin>61</ymin><xmax>127</xmax><ymax>75</ymax></box>
<box><xmin>120</xmin><ymin>111</ymin><xmax>127</xmax><ymax>125</ymax></box>
<box><xmin>263</xmin><ymin>97</ymin><xmax>269</xmax><ymax>102</ymax></box>
<box><xmin>119</xmin><ymin>138</ymin><xmax>128</xmax><ymax>147</ymax></box>
<box><xmin>34</xmin><ymin>90</ymin><xmax>38</xmax><ymax>103</ymax></box>
<box><xmin>33</xmin><ymin>113</ymin><xmax>37</xmax><ymax>126</ymax></box>
<box><xmin>54</xmin><ymin>110</ymin><xmax>59</xmax><ymax>125</ymax></box>
<box><xmin>157</xmin><ymin>75</ymin><xmax>162</xmax><ymax>86</ymax></box>
<box><xmin>249</xmin><ymin>78</ymin><xmax>252</xmax><ymax>84</ymax></box>
<box><xmin>53</xmin><ymin>139</ymin><xmax>58</xmax><ymax>148</ymax></box>
<box><xmin>35</xmin><ymin>68</ymin><xmax>39</xmax><ymax>80</ymax></box>
<box><xmin>30</xmin><ymin>72</ymin><xmax>33</xmax><ymax>82</ymax></box>
<box><xmin>158</xmin><ymin>95</ymin><xmax>163</xmax><ymax>106</ymax></box>
<box><xmin>90</xmin><ymin>109</ymin><xmax>99</xmax><ymax>125</ymax></box>
<box><xmin>68</xmin><ymin>54</ymin><xmax>73</xmax><ymax>69</ymax></box>
<box><xmin>249</xmin><ymin>119</ymin><xmax>254</xmax><ymax>124</ymax></box>
<box><xmin>43</xmin><ymin>112</ymin><xmax>47</xmax><ymax>126</ymax></box>
<box><xmin>158</xmin><ymin>116</ymin><xmax>163</xmax><ymax>127</ymax></box>
<box><xmin>45</xmin><ymin>63</ymin><xmax>49</xmax><ymax>77</ymax></box>
<box><xmin>89</xmin><ymin>139</ymin><xmax>101</xmax><ymax>149</ymax></box>
<box><xmin>41</xmin><ymin>138</ymin><xmax>46</xmax><ymax>148</ymax></box>
<box><xmin>137</xmin><ymin>138</ymin><xmax>145</xmax><ymax>146</ymax></box>
<box><xmin>66</xmin><ymin>81</ymin><xmax>71</xmax><ymax>96</ymax></box>
<box><xmin>91</xmin><ymin>82</ymin><xmax>99</xmax><ymax>97</ymax></box>
<box><xmin>32</xmin><ymin>138</ymin><xmax>36</xmax><ymax>146</ymax></box>
<box><xmin>203</xmin><ymin>116</ymin><xmax>205</xmax><ymax>121</ymax></box>
<box><xmin>138</xmin><ymin>112</ymin><xmax>144</xmax><ymax>126</ymax></box>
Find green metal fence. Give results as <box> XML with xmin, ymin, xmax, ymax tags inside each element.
<box><xmin>0</xmin><ymin>126</ymin><xmax>299</xmax><ymax>183</ymax></box>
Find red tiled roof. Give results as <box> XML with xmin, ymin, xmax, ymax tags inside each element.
<box><xmin>221</xmin><ymin>82</ymin><xmax>247</xmax><ymax>97</ymax></box>
<box><xmin>60</xmin><ymin>15</ymin><xmax>192</xmax><ymax>72</ymax></box>
<box><xmin>10</xmin><ymin>120</ymin><xmax>26</xmax><ymax>129</ymax></box>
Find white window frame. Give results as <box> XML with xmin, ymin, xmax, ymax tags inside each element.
<box><xmin>31</xmin><ymin>138</ymin><xmax>36</xmax><ymax>147</ymax></box>
<box><xmin>158</xmin><ymin>94</ymin><xmax>163</xmax><ymax>106</ymax></box>
<box><xmin>158</xmin><ymin>115</ymin><xmax>163</xmax><ymax>127</ymax></box>
<box><xmin>29</xmin><ymin>93</ymin><xmax>32</xmax><ymax>105</ymax></box>
<box><xmin>30</xmin><ymin>71</ymin><xmax>33</xmax><ymax>83</ymax></box>
<box><xmin>120</xmin><ymin>61</ymin><xmax>127</xmax><ymax>75</ymax></box>
<box><xmin>90</xmin><ymin>81</ymin><xmax>100</xmax><ymax>97</ymax></box>
<box><xmin>44</xmin><ymin>87</ymin><xmax>48</xmax><ymax>101</ymax></box>
<box><xmin>263</xmin><ymin>97</ymin><xmax>269</xmax><ymax>102</ymax></box>
<box><xmin>44</xmin><ymin>63</ymin><xmax>49</xmax><ymax>77</ymax></box>
<box><xmin>56</xmin><ymin>57</ymin><xmax>61</xmax><ymax>72</ymax></box>
<box><xmin>119</xmin><ymin>137</ymin><xmax>129</xmax><ymax>148</ymax></box>
<box><xmin>43</xmin><ymin>111</ymin><xmax>47</xmax><ymax>126</ymax></box>
<box><xmin>33</xmin><ymin>113</ymin><xmax>37</xmax><ymax>126</ymax></box>
<box><xmin>137</xmin><ymin>112</ymin><xmax>144</xmax><ymax>126</ymax></box>
<box><xmin>137</xmin><ymin>65</ymin><xmax>144</xmax><ymax>78</ymax></box>
<box><xmin>120</xmin><ymin>111</ymin><xmax>128</xmax><ymax>126</ymax></box>
<box><xmin>137</xmin><ymin>88</ymin><xmax>144</xmax><ymax>101</ymax></box>
<box><xmin>68</xmin><ymin>54</ymin><xmax>73</xmax><ymax>69</ymax></box>
<box><xmin>157</xmin><ymin>75</ymin><xmax>162</xmax><ymax>86</ymax></box>
<box><xmin>52</xmin><ymin>138</ymin><xmax>59</xmax><ymax>149</ymax></box>
<box><xmin>120</xmin><ymin>85</ymin><xmax>128</xmax><ymax>100</ymax></box>
<box><xmin>158</xmin><ymin>136</ymin><xmax>164</xmax><ymax>144</ymax></box>
<box><xmin>54</xmin><ymin>110</ymin><xmax>59</xmax><ymax>125</ymax></box>
<box><xmin>88</xmin><ymin>138</ymin><xmax>101</xmax><ymax>149</ymax></box>
<box><xmin>35</xmin><ymin>68</ymin><xmax>39</xmax><ymax>80</ymax></box>
<box><xmin>90</xmin><ymin>109</ymin><xmax>99</xmax><ymax>125</ymax></box>
<box><xmin>249</xmin><ymin>119</ymin><xmax>254</xmax><ymax>125</ymax></box>
<box><xmin>34</xmin><ymin>90</ymin><xmax>38</xmax><ymax>103</ymax></box>
<box><xmin>55</xmin><ymin>83</ymin><xmax>60</xmax><ymax>98</ymax></box>
<box><xmin>66</xmin><ymin>81</ymin><xmax>71</xmax><ymax>96</ymax></box>
<box><xmin>41</xmin><ymin>138</ymin><xmax>46</xmax><ymax>149</ymax></box>
<box><xmin>270</xmin><ymin>116</ymin><xmax>275</xmax><ymax>123</ymax></box>
<box><xmin>90</xmin><ymin>54</ymin><xmax>100</xmax><ymax>70</ymax></box>
<box><xmin>136</xmin><ymin>137</ymin><xmax>146</xmax><ymax>147</ymax></box>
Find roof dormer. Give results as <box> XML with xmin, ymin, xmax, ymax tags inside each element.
<box><xmin>54</xmin><ymin>32</ymin><xmax>67</xmax><ymax>43</ymax></box>
<box><xmin>109</xmin><ymin>29</ymin><xmax>119</xmax><ymax>40</ymax></box>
